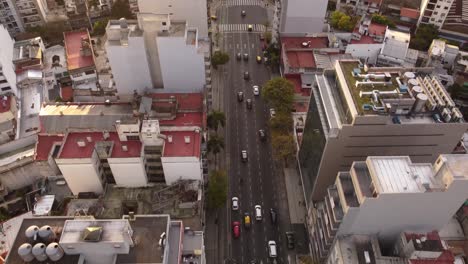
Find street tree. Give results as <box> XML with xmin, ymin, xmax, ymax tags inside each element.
<box><xmin>207</xmin><ymin>111</ymin><xmax>226</xmax><ymax>131</ymax></box>
<box><xmin>271</xmin><ymin>133</ymin><xmax>296</xmax><ymax>166</ymax></box>
<box><xmin>207</xmin><ymin>170</ymin><xmax>228</xmax><ymax>209</ymax></box>
<box><xmin>410</xmin><ymin>24</ymin><xmax>439</xmax><ymax>51</ymax></box>
<box><xmin>265</xmin><ymin>31</ymin><xmax>272</xmax><ymax>44</ymax></box>
<box><xmin>207</xmin><ymin>134</ymin><xmax>225</xmax><ymax>156</ymax></box>
<box><xmin>111</xmin><ymin>0</ymin><xmax>133</xmax><ymax>19</ymax></box>
<box><xmin>269</xmin><ymin>112</ymin><xmax>293</xmax><ymax>134</ymax></box>
<box><xmin>261</xmin><ymin>77</ymin><xmax>295</xmax><ymax>113</ymax></box>
<box><xmin>211</xmin><ymin>51</ymin><xmax>230</xmax><ymax>68</ymax></box>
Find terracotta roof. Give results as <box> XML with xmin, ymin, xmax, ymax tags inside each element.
<box><xmin>159</xmin><ymin>113</ymin><xmax>203</xmax><ymax>127</ymax></box>
<box><xmin>149</xmin><ymin>93</ymin><xmax>203</xmax><ymax>111</ymax></box>
<box><xmin>368</xmin><ymin>23</ymin><xmax>387</xmax><ymax>36</ymax></box>
<box><xmin>60</xmin><ymin>85</ymin><xmax>73</xmax><ymax>101</ymax></box>
<box><xmin>400</xmin><ymin>7</ymin><xmax>420</xmax><ymax>20</ymax></box>
<box><xmin>286</xmin><ymin>51</ymin><xmax>316</xmax><ymax>68</ymax></box>
<box><xmin>285</xmin><ymin>74</ymin><xmax>311</xmax><ymax>97</ymax></box>
<box><xmin>64</xmin><ymin>30</ymin><xmax>95</xmax><ymax>71</ymax></box>
<box><xmin>35</xmin><ymin>134</ymin><xmax>64</xmax><ymax>161</ymax></box>
<box><xmin>162</xmin><ymin>131</ymin><xmax>201</xmax><ymax>157</ymax></box>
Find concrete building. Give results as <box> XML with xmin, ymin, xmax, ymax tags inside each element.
<box><xmin>136</xmin><ymin>0</ymin><xmax>208</xmax><ymax>39</ymax></box>
<box><xmin>12</xmin><ymin>37</ymin><xmax>45</xmax><ymax>73</ymax></box>
<box><xmin>0</xmin><ymin>25</ymin><xmax>17</xmax><ymax>95</ymax></box>
<box><xmin>65</xmin><ymin>0</ymin><xmax>92</xmax><ymax>30</ymax></box>
<box><xmin>280</xmin><ymin>0</ymin><xmax>327</xmax><ymax>35</ymax></box>
<box><xmin>105</xmin><ymin>15</ymin><xmax>206</xmax><ymax>95</ymax></box>
<box><xmin>15</xmin><ymin>0</ymin><xmax>48</xmax><ymax>28</ymax></box>
<box><xmin>337</xmin><ymin>0</ymin><xmax>382</xmax><ymax>15</ymax></box>
<box><xmin>0</xmin><ymin>0</ymin><xmax>24</xmax><ymax>36</ymax></box>
<box><xmin>418</xmin><ymin>0</ymin><xmax>455</xmax><ymax>29</ymax></box>
<box><xmin>0</xmin><ymin>95</ymin><xmax>18</xmax><ymax>143</ymax></box>
<box><xmin>43</xmin><ymin>45</ymin><xmax>69</xmax><ymax>101</ymax></box>
<box><xmin>377</xmin><ymin>28</ymin><xmax>418</xmax><ymax>67</ymax></box>
<box><xmin>310</xmin><ymin>154</ymin><xmax>468</xmax><ymax>263</ymax></box>
<box><xmin>298</xmin><ymin>59</ymin><xmax>467</xmax><ymax>203</ymax></box>
<box><xmin>4</xmin><ymin>214</ymin><xmax>205</xmax><ymax>264</ymax></box>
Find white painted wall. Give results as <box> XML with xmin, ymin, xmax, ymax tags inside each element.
<box><xmin>156</xmin><ymin>36</ymin><xmax>205</xmax><ymax>92</ymax></box>
<box><xmin>56</xmin><ymin>158</ymin><xmax>104</xmax><ymax>195</ymax></box>
<box><xmin>106</xmin><ymin>36</ymin><xmax>153</xmax><ymax>95</ymax></box>
<box><xmin>345</xmin><ymin>44</ymin><xmax>382</xmax><ymax>65</ymax></box>
<box><xmin>137</xmin><ymin>0</ymin><xmax>208</xmax><ymax>38</ymax></box>
<box><xmin>108</xmin><ymin>157</ymin><xmax>148</xmax><ymax>187</ymax></box>
<box><xmin>161</xmin><ymin>156</ymin><xmax>201</xmax><ymax>184</ymax></box>
<box><xmin>0</xmin><ymin>25</ymin><xmax>17</xmax><ymax>95</ymax></box>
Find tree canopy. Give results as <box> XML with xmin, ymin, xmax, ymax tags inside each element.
<box><xmin>371</xmin><ymin>14</ymin><xmax>395</xmax><ymax>28</ymax></box>
<box><xmin>26</xmin><ymin>22</ymin><xmax>71</xmax><ymax>45</ymax></box>
<box><xmin>207</xmin><ymin>134</ymin><xmax>225</xmax><ymax>156</ymax></box>
<box><xmin>271</xmin><ymin>133</ymin><xmax>296</xmax><ymax>164</ymax></box>
<box><xmin>409</xmin><ymin>24</ymin><xmax>439</xmax><ymax>51</ymax></box>
<box><xmin>211</xmin><ymin>51</ymin><xmax>230</xmax><ymax>68</ymax></box>
<box><xmin>207</xmin><ymin>170</ymin><xmax>228</xmax><ymax>209</ymax></box>
<box><xmin>261</xmin><ymin>77</ymin><xmax>295</xmax><ymax>113</ymax></box>
<box><xmin>111</xmin><ymin>0</ymin><xmax>133</xmax><ymax>19</ymax></box>
<box><xmin>330</xmin><ymin>11</ymin><xmax>356</xmax><ymax>32</ymax></box>
<box><xmin>93</xmin><ymin>19</ymin><xmax>109</xmax><ymax>36</ymax></box>
<box><xmin>269</xmin><ymin>112</ymin><xmax>293</xmax><ymax>134</ymax></box>
<box><xmin>207</xmin><ymin>111</ymin><xmax>226</xmax><ymax>130</ymax></box>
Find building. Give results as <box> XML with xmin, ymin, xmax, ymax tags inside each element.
<box><xmin>279</xmin><ymin>0</ymin><xmax>327</xmax><ymax>35</ymax></box>
<box><xmin>0</xmin><ymin>95</ymin><xmax>18</xmax><ymax>143</ymax></box>
<box><xmin>298</xmin><ymin>59</ymin><xmax>467</xmax><ymax>202</ymax></box>
<box><xmin>418</xmin><ymin>0</ymin><xmax>455</xmax><ymax>29</ymax></box>
<box><xmin>377</xmin><ymin>28</ymin><xmax>418</xmax><ymax>67</ymax></box>
<box><xmin>14</xmin><ymin>0</ymin><xmax>47</xmax><ymax>29</ymax></box>
<box><xmin>65</xmin><ymin>0</ymin><xmax>92</xmax><ymax>30</ymax></box>
<box><xmin>105</xmin><ymin>15</ymin><xmax>207</xmax><ymax>95</ymax></box>
<box><xmin>136</xmin><ymin>0</ymin><xmax>208</xmax><ymax>39</ymax></box>
<box><xmin>4</xmin><ymin>214</ymin><xmax>205</xmax><ymax>264</ymax></box>
<box><xmin>0</xmin><ymin>0</ymin><xmax>24</xmax><ymax>36</ymax></box>
<box><xmin>345</xmin><ymin>17</ymin><xmax>387</xmax><ymax>65</ymax></box>
<box><xmin>441</xmin><ymin>0</ymin><xmax>468</xmax><ymax>40</ymax></box>
<box><xmin>43</xmin><ymin>45</ymin><xmax>69</xmax><ymax>101</ymax></box>
<box><xmin>310</xmin><ymin>154</ymin><xmax>468</xmax><ymax>263</ymax></box>
<box><xmin>0</xmin><ymin>25</ymin><xmax>17</xmax><ymax>95</ymax></box>
<box><xmin>12</xmin><ymin>37</ymin><xmax>45</xmax><ymax>73</ymax></box>
<box><xmin>337</xmin><ymin>0</ymin><xmax>382</xmax><ymax>15</ymax></box>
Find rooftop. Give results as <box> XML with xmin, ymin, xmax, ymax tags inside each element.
<box><xmin>12</xmin><ymin>38</ymin><xmax>43</xmax><ymax>64</ymax></box>
<box><xmin>63</xmin><ymin>30</ymin><xmax>95</xmax><ymax>71</ymax></box>
<box><xmin>35</xmin><ymin>135</ymin><xmax>63</xmax><ymax>161</ymax></box>
<box><xmin>58</xmin><ymin>131</ymin><xmax>142</xmax><ymax>159</ymax></box>
<box><xmin>286</xmin><ymin>51</ymin><xmax>316</xmax><ymax>68</ymax></box>
<box><xmin>350</xmin><ymin>35</ymin><xmax>379</xmax><ymax>44</ymax></box>
<box><xmin>286</xmin><ymin>75</ymin><xmax>311</xmax><ymax>97</ymax></box>
<box><xmin>149</xmin><ymin>93</ymin><xmax>203</xmax><ymax>111</ymax></box>
<box><xmin>281</xmin><ymin>36</ymin><xmax>328</xmax><ymax>50</ymax></box>
<box><xmin>368</xmin><ymin>23</ymin><xmax>387</xmax><ymax>37</ymax></box>
<box><xmin>159</xmin><ymin>113</ymin><xmax>203</xmax><ymax>127</ymax></box>
<box><xmin>162</xmin><ymin>131</ymin><xmax>201</xmax><ymax>157</ymax></box>
<box><xmin>400</xmin><ymin>7</ymin><xmax>420</xmax><ymax>19</ymax></box>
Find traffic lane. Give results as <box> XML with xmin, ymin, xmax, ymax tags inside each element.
<box><xmin>227</xmin><ymin>6</ymin><xmax>268</xmax><ymax>24</ymax></box>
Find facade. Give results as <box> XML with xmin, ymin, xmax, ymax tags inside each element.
<box><xmin>337</xmin><ymin>0</ymin><xmax>382</xmax><ymax>15</ymax></box>
<box><xmin>0</xmin><ymin>25</ymin><xmax>17</xmax><ymax>95</ymax></box>
<box><xmin>105</xmin><ymin>16</ymin><xmax>206</xmax><ymax>95</ymax></box>
<box><xmin>279</xmin><ymin>0</ymin><xmax>327</xmax><ymax>35</ymax></box>
<box><xmin>418</xmin><ymin>0</ymin><xmax>455</xmax><ymax>29</ymax></box>
<box><xmin>0</xmin><ymin>95</ymin><xmax>18</xmax><ymax>143</ymax></box>
<box><xmin>0</xmin><ymin>0</ymin><xmax>24</xmax><ymax>36</ymax></box>
<box><xmin>298</xmin><ymin>59</ymin><xmax>467</xmax><ymax>202</ymax></box>
<box><xmin>137</xmin><ymin>0</ymin><xmax>208</xmax><ymax>39</ymax></box>
<box><xmin>14</xmin><ymin>0</ymin><xmax>47</xmax><ymax>29</ymax></box>
<box><xmin>310</xmin><ymin>154</ymin><xmax>468</xmax><ymax>263</ymax></box>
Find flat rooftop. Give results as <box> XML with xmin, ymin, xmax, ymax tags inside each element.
<box><xmin>159</xmin><ymin>113</ymin><xmax>203</xmax><ymax>127</ymax></box>
<box><xmin>286</xmin><ymin>51</ymin><xmax>316</xmax><ymax>68</ymax></box>
<box><xmin>64</xmin><ymin>30</ymin><xmax>95</xmax><ymax>71</ymax></box>
<box><xmin>281</xmin><ymin>36</ymin><xmax>328</xmax><ymax>50</ymax></box>
<box><xmin>150</xmin><ymin>93</ymin><xmax>203</xmax><ymax>111</ymax></box>
<box><xmin>162</xmin><ymin>130</ymin><xmax>201</xmax><ymax>157</ymax></box>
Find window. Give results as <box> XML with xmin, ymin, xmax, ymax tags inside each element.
<box><xmin>162</xmin><ymin>22</ymin><xmax>166</xmax><ymax>26</ymax></box>
<box><xmin>444</xmin><ymin>6</ymin><xmax>448</xmax><ymax>9</ymax></box>
<box><xmin>127</xmin><ymin>135</ymin><xmax>140</xmax><ymax>140</ymax></box>
<box><xmin>1</xmin><ymin>87</ymin><xmax>11</xmax><ymax>91</ymax></box>
<box><xmin>436</xmin><ymin>5</ymin><xmax>440</xmax><ymax>8</ymax></box>
<box><xmin>433</xmin><ymin>11</ymin><xmax>438</xmax><ymax>15</ymax></box>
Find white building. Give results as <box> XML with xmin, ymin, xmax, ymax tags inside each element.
<box><xmin>310</xmin><ymin>154</ymin><xmax>468</xmax><ymax>263</ymax></box>
<box><xmin>105</xmin><ymin>15</ymin><xmax>206</xmax><ymax>95</ymax></box>
<box><xmin>377</xmin><ymin>28</ymin><xmax>418</xmax><ymax>67</ymax></box>
<box><xmin>15</xmin><ymin>0</ymin><xmax>48</xmax><ymax>28</ymax></box>
<box><xmin>418</xmin><ymin>0</ymin><xmax>455</xmax><ymax>29</ymax></box>
<box><xmin>280</xmin><ymin>0</ymin><xmax>327</xmax><ymax>35</ymax></box>
<box><xmin>137</xmin><ymin>0</ymin><xmax>208</xmax><ymax>39</ymax></box>
<box><xmin>0</xmin><ymin>25</ymin><xmax>17</xmax><ymax>95</ymax></box>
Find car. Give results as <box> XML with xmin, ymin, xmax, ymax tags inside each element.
<box><xmin>243</xmin><ymin>53</ymin><xmax>249</xmax><ymax>61</ymax></box>
<box><xmin>244</xmin><ymin>71</ymin><xmax>250</xmax><ymax>80</ymax></box>
<box><xmin>268</xmin><ymin>240</ymin><xmax>277</xmax><ymax>258</ymax></box>
<box><xmin>232</xmin><ymin>221</ymin><xmax>240</xmax><ymax>238</ymax></box>
<box><xmin>247</xmin><ymin>24</ymin><xmax>253</xmax><ymax>32</ymax></box>
<box><xmin>286</xmin><ymin>232</ymin><xmax>295</xmax><ymax>249</ymax></box>
<box><xmin>241</xmin><ymin>150</ymin><xmax>248</xmax><ymax>162</ymax></box>
<box><xmin>244</xmin><ymin>213</ymin><xmax>251</xmax><ymax>228</ymax></box>
<box><xmin>258</xmin><ymin>129</ymin><xmax>266</xmax><ymax>141</ymax></box>
<box><xmin>241</xmin><ymin>10</ymin><xmax>246</xmax><ymax>16</ymax></box>
<box><xmin>246</xmin><ymin>99</ymin><xmax>252</xmax><ymax>109</ymax></box>
<box><xmin>210</xmin><ymin>15</ymin><xmax>217</xmax><ymax>20</ymax></box>
<box><xmin>270</xmin><ymin>208</ymin><xmax>277</xmax><ymax>224</ymax></box>
<box><xmin>237</xmin><ymin>91</ymin><xmax>244</xmax><ymax>102</ymax></box>
<box><xmin>269</xmin><ymin>108</ymin><xmax>276</xmax><ymax>119</ymax></box>
<box><xmin>236</xmin><ymin>53</ymin><xmax>241</xmax><ymax>60</ymax></box>
<box><xmin>254</xmin><ymin>205</ymin><xmax>262</xmax><ymax>221</ymax></box>
<box><xmin>253</xmin><ymin>85</ymin><xmax>259</xmax><ymax>96</ymax></box>
<box><xmin>256</xmin><ymin>55</ymin><xmax>262</xmax><ymax>63</ymax></box>
<box><xmin>232</xmin><ymin>197</ymin><xmax>239</xmax><ymax>210</ymax></box>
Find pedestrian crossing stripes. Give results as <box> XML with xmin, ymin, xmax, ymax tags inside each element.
<box><xmin>219</xmin><ymin>24</ymin><xmax>266</xmax><ymax>32</ymax></box>
<box><xmin>222</xmin><ymin>0</ymin><xmax>264</xmax><ymax>7</ymax></box>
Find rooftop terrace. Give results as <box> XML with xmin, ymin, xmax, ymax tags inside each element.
<box><xmin>64</xmin><ymin>30</ymin><xmax>95</xmax><ymax>71</ymax></box>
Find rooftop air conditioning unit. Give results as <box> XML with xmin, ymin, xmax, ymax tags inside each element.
<box><xmin>122</xmin><ymin>145</ymin><xmax>128</xmax><ymax>151</ymax></box>
<box><xmin>168</xmin><ymin>135</ymin><xmax>173</xmax><ymax>143</ymax></box>
<box><xmin>184</xmin><ymin>136</ymin><xmax>190</xmax><ymax>144</ymax></box>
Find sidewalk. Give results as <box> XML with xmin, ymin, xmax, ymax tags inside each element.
<box><xmin>283</xmin><ymin>166</ymin><xmax>306</xmax><ymax>224</ymax></box>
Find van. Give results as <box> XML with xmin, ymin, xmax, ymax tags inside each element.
<box><xmin>254</xmin><ymin>205</ymin><xmax>262</xmax><ymax>221</ymax></box>
<box><xmin>268</xmin><ymin>240</ymin><xmax>277</xmax><ymax>258</ymax></box>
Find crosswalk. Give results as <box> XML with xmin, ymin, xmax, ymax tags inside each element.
<box><xmin>222</xmin><ymin>0</ymin><xmax>265</xmax><ymax>6</ymax></box>
<box><xmin>219</xmin><ymin>24</ymin><xmax>266</xmax><ymax>32</ymax></box>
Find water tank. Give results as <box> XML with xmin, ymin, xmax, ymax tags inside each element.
<box><xmin>411</xmin><ymin>86</ymin><xmax>423</xmax><ymax>96</ymax></box>
<box><xmin>403</xmin><ymin>72</ymin><xmax>416</xmax><ymax>80</ymax></box>
<box><xmin>32</xmin><ymin>243</ymin><xmax>48</xmax><ymax>261</ymax></box>
<box><xmin>46</xmin><ymin>242</ymin><xmax>64</xmax><ymax>261</ymax></box>
<box><xmin>25</xmin><ymin>225</ymin><xmax>39</xmax><ymax>240</ymax></box>
<box><xmin>38</xmin><ymin>225</ymin><xmax>55</xmax><ymax>242</ymax></box>
<box><xmin>18</xmin><ymin>243</ymin><xmax>35</xmax><ymax>262</ymax></box>
<box><xmin>408</xmin><ymin>79</ymin><xmax>419</xmax><ymax>88</ymax></box>
<box><xmin>413</xmin><ymin>93</ymin><xmax>428</xmax><ymax>113</ymax></box>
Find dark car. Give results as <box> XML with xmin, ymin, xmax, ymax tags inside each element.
<box><xmin>241</xmin><ymin>10</ymin><xmax>246</xmax><ymax>16</ymax></box>
<box><xmin>246</xmin><ymin>99</ymin><xmax>252</xmax><ymax>109</ymax></box>
<box><xmin>259</xmin><ymin>129</ymin><xmax>266</xmax><ymax>141</ymax></box>
<box><xmin>236</xmin><ymin>53</ymin><xmax>241</xmax><ymax>60</ymax></box>
<box><xmin>286</xmin><ymin>232</ymin><xmax>295</xmax><ymax>249</ymax></box>
<box><xmin>243</xmin><ymin>53</ymin><xmax>249</xmax><ymax>61</ymax></box>
<box><xmin>237</xmin><ymin>91</ymin><xmax>244</xmax><ymax>102</ymax></box>
<box><xmin>244</xmin><ymin>71</ymin><xmax>250</xmax><ymax>80</ymax></box>
<box><xmin>270</xmin><ymin>208</ymin><xmax>277</xmax><ymax>224</ymax></box>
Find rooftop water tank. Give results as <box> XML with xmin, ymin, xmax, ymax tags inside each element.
<box><xmin>411</xmin><ymin>86</ymin><xmax>423</xmax><ymax>96</ymax></box>
<box><xmin>46</xmin><ymin>242</ymin><xmax>64</xmax><ymax>261</ymax></box>
<box><xmin>18</xmin><ymin>243</ymin><xmax>35</xmax><ymax>262</ymax></box>
<box><xmin>32</xmin><ymin>243</ymin><xmax>48</xmax><ymax>261</ymax></box>
<box><xmin>25</xmin><ymin>225</ymin><xmax>39</xmax><ymax>240</ymax></box>
<box><xmin>403</xmin><ymin>72</ymin><xmax>415</xmax><ymax>80</ymax></box>
<box><xmin>38</xmin><ymin>225</ymin><xmax>55</xmax><ymax>242</ymax></box>
<box><xmin>408</xmin><ymin>79</ymin><xmax>419</xmax><ymax>87</ymax></box>
<box><xmin>413</xmin><ymin>93</ymin><xmax>428</xmax><ymax>113</ymax></box>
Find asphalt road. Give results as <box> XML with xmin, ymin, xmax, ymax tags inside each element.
<box><xmin>216</xmin><ymin>2</ymin><xmax>292</xmax><ymax>263</ymax></box>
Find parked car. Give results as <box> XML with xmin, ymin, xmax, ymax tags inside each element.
<box><xmin>236</xmin><ymin>53</ymin><xmax>241</xmax><ymax>60</ymax></box>
<box><xmin>232</xmin><ymin>197</ymin><xmax>239</xmax><ymax>210</ymax></box>
<box><xmin>286</xmin><ymin>232</ymin><xmax>295</xmax><ymax>249</ymax></box>
<box><xmin>258</xmin><ymin>129</ymin><xmax>266</xmax><ymax>141</ymax></box>
<box><xmin>268</xmin><ymin>241</ymin><xmax>277</xmax><ymax>258</ymax></box>
<box><xmin>243</xmin><ymin>53</ymin><xmax>249</xmax><ymax>61</ymax></box>
<box><xmin>253</xmin><ymin>85</ymin><xmax>259</xmax><ymax>96</ymax></box>
<box><xmin>270</xmin><ymin>208</ymin><xmax>277</xmax><ymax>224</ymax></box>
<box><xmin>244</xmin><ymin>213</ymin><xmax>251</xmax><ymax>228</ymax></box>
<box><xmin>237</xmin><ymin>91</ymin><xmax>244</xmax><ymax>102</ymax></box>
<box><xmin>255</xmin><ymin>205</ymin><xmax>262</xmax><ymax>221</ymax></box>
<box><xmin>244</xmin><ymin>71</ymin><xmax>250</xmax><ymax>80</ymax></box>
<box><xmin>248</xmin><ymin>24</ymin><xmax>253</xmax><ymax>32</ymax></box>
<box><xmin>241</xmin><ymin>150</ymin><xmax>248</xmax><ymax>162</ymax></box>
<box><xmin>246</xmin><ymin>99</ymin><xmax>252</xmax><ymax>109</ymax></box>
<box><xmin>232</xmin><ymin>221</ymin><xmax>240</xmax><ymax>238</ymax></box>
<box><xmin>241</xmin><ymin>10</ymin><xmax>246</xmax><ymax>16</ymax></box>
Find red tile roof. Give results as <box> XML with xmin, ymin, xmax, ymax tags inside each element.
<box><xmin>401</xmin><ymin>7</ymin><xmax>420</xmax><ymax>20</ymax></box>
<box><xmin>162</xmin><ymin>131</ymin><xmax>201</xmax><ymax>157</ymax></box>
<box><xmin>350</xmin><ymin>35</ymin><xmax>378</xmax><ymax>44</ymax></box>
<box><xmin>61</xmin><ymin>86</ymin><xmax>73</xmax><ymax>101</ymax></box>
<box><xmin>159</xmin><ymin>113</ymin><xmax>203</xmax><ymax>127</ymax></box>
<box><xmin>368</xmin><ymin>23</ymin><xmax>387</xmax><ymax>36</ymax></box>
<box><xmin>58</xmin><ymin>132</ymin><xmax>141</xmax><ymax>159</ymax></box>
<box><xmin>286</xmin><ymin>75</ymin><xmax>311</xmax><ymax>97</ymax></box>
<box><xmin>64</xmin><ymin>30</ymin><xmax>95</xmax><ymax>71</ymax></box>
<box><xmin>281</xmin><ymin>37</ymin><xmax>328</xmax><ymax>50</ymax></box>
<box><xmin>149</xmin><ymin>93</ymin><xmax>203</xmax><ymax>111</ymax></box>
<box><xmin>0</xmin><ymin>95</ymin><xmax>11</xmax><ymax>113</ymax></box>
<box><xmin>35</xmin><ymin>134</ymin><xmax>64</xmax><ymax>161</ymax></box>
<box><xmin>286</xmin><ymin>51</ymin><xmax>316</xmax><ymax>68</ymax></box>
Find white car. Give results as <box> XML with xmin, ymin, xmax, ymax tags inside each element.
<box><xmin>268</xmin><ymin>240</ymin><xmax>277</xmax><ymax>258</ymax></box>
<box><xmin>232</xmin><ymin>197</ymin><xmax>239</xmax><ymax>210</ymax></box>
<box><xmin>253</xmin><ymin>85</ymin><xmax>259</xmax><ymax>96</ymax></box>
<box><xmin>255</xmin><ymin>205</ymin><xmax>262</xmax><ymax>220</ymax></box>
<box><xmin>269</xmin><ymin>108</ymin><xmax>276</xmax><ymax>119</ymax></box>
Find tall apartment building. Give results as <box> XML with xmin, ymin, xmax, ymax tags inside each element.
<box><xmin>298</xmin><ymin>60</ymin><xmax>467</xmax><ymax>202</ymax></box>
<box><xmin>418</xmin><ymin>0</ymin><xmax>455</xmax><ymax>29</ymax></box>
<box><xmin>14</xmin><ymin>0</ymin><xmax>47</xmax><ymax>28</ymax></box>
<box><xmin>280</xmin><ymin>0</ymin><xmax>327</xmax><ymax>35</ymax></box>
<box><xmin>137</xmin><ymin>0</ymin><xmax>208</xmax><ymax>39</ymax></box>
<box><xmin>0</xmin><ymin>25</ymin><xmax>17</xmax><ymax>95</ymax></box>
<box><xmin>309</xmin><ymin>154</ymin><xmax>468</xmax><ymax>263</ymax></box>
<box><xmin>105</xmin><ymin>16</ymin><xmax>207</xmax><ymax>95</ymax></box>
<box><xmin>0</xmin><ymin>0</ymin><xmax>24</xmax><ymax>35</ymax></box>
